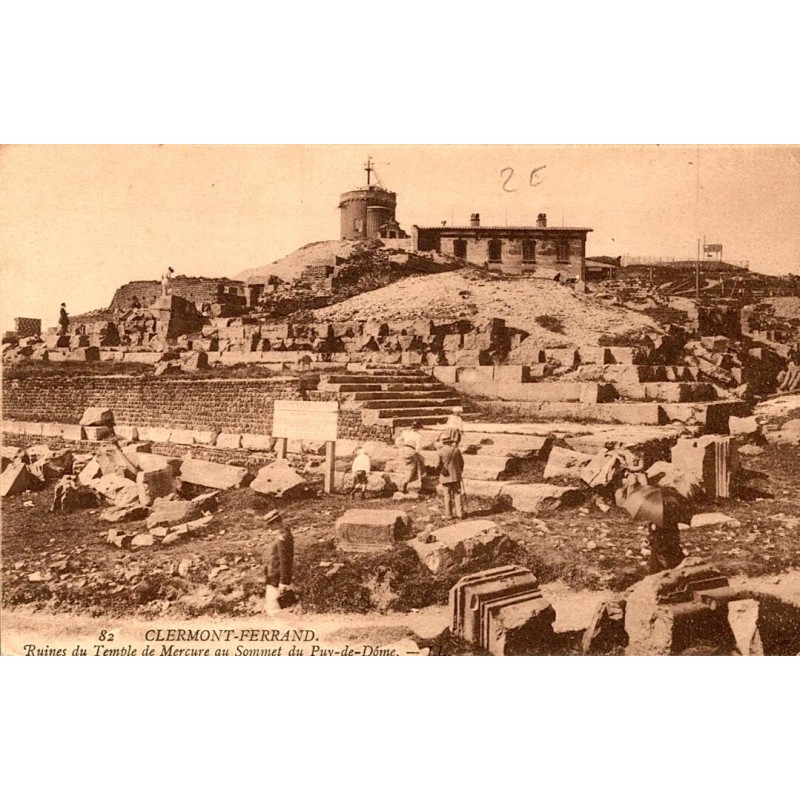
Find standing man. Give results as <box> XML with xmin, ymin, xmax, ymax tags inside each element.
<box><xmin>396</xmin><ymin>422</ymin><xmax>424</xmax><ymax>494</ymax></box>
<box><xmin>647</xmin><ymin>514</ymin><xmax>685</xmax><ymax>574</ymax></box>
<box><xmin>58</xmin><ymin>303</ymin><xmax>69</xmax><ymax>337</ymax></box>
<box><xmin>161</xmin><ymin>266</ymin><xmax>174</xmax><ymax>297</ymax></box>
<box><xmin>263</xmin><ymin>509</ymin><xmax>295</xmax><ymax>614</ymax></box>
<box><xmin>437</xmin><ymin>434</ymin><xmax>465</xmax><ymax>520</ymax></box>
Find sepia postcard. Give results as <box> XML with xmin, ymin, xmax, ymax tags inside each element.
<box><xmin>2</xmin><ymin>143</ymin><xmax>800</xmax><ymax>657</ymax></box>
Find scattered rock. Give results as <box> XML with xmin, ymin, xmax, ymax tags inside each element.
<box><xmin>131</xmin><ymin>533</ymin><xmax>155</xmax><ymax>548</ymax></box>
<box><xmin>79</xmin><ymin>407</ymin><xmax>114</xmax><ymax>427</ymax></box>
<box><xmin>499</xmin><ymin>483</ymin><xmax>584</xmax><ymax>514</ymax></box>
<box><xmin>335</xmin><ymin>509</ymin><xmax>412</xmax><ymax>552</ymax></box>
<box><xmin>137</xmin><ymin>466</ymin><xmax>178</xmax><ymax>505</ymax></box>
<box><xmin>690</xmin><ymin>512</ymin><xmax>739</xmax><ymax>528</ymax></box>
<box><xmin>543</xmin><ymin>447</ymin><xmax>593</xmax><ymax>481</ymax></box>
<box><xmin>146</xmin><ymin>499</ymin><xmax>202</xmax><ymax>529</ymax></box>
<box><xmin>1</xmin><ymin>463</ymin><xmax>39</xmax><ymax>497</ymax></box>
<box><xmin>179</xmin><ymin>458</ymin><xmax>248</xmax><ymax>490</ymax></box>
<box><xmin>99</xmin><ymin>502</ymin><xmax>149</xmax><ymax>523</ymax></box>
<box><xmin>737</xmin><ymin>444</ymin><xmax>765</xmax><ymax>456</ymax></box>
<box><xmin>250</xmin><ymin>459</ymin><xmax>306</xmax><ymax>498</ymax></box>
<box><xmin>409</xmin><ymin>519</ymin><xmax>512</xmax><ymax>574</ymax></box>
<box><xmin>92</xmin><ymin>474</ymin><xmax>140</xmax><ymax>507</ymax></box>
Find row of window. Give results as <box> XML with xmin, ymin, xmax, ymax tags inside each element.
<box><xmin>452</xmin><ymin>239</ymin><xmax>570</xmax><ymax>263</ymax></box>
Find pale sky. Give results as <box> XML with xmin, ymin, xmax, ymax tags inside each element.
<box><xmin>1</xmin><ymin>144</ymin><xmax>798</xmax><ymax>332</ymax></box>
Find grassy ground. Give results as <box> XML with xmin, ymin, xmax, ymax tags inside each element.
<box><xmin>3</xmin><ymin>438</ymin><xmax>799</xmax><ymax>620</ymax></box>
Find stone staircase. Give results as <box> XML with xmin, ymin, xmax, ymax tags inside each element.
<box><xmin>317</xmin><ymin>364</ymin><xmax>477</xmax><ymax>431</ymax></box>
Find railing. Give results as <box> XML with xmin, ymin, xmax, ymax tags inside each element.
<box><xmin>621</xmin><ymin>255</ymin><xmax>750</xmax><ymax>269</ymax></box>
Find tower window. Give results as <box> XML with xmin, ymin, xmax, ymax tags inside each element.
<box><xmin>556</xmin><ymin>240</ymin><xmax>570</xmax><ymax>262</ymax></box>
<box><xmin>454</xmin><ymin>239</ymin><xmax>468</xmax><ymax>259</ymax></box>
<box><xmin>488</xmin><ymin>239</ymin><xmax>503</xmax><ymax>262</ymax></box>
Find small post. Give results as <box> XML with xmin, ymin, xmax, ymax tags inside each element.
<box><xmin>324</xmin><ymin>440</ymin><xmax>336</xmax><ymax>494</ymax></box>
<box><xmin>277</xmin><ymin>437</ymin><xmax>288</xmax><ymax>459</ymax></box>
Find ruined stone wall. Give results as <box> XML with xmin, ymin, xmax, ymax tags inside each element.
<box><xmin>2</xmin><ymin>375</ymin><xmax>304</xmax><ymax>435</ymax></box>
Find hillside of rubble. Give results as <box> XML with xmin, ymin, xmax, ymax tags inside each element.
<box><xmin>313</xmin><ymin>268</ymin><xmax>661</xmax><ymax>350</ymax></box>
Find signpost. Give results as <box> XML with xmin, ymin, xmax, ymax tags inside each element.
<box><xmin>273</xmin><ymin>400</ymin><xmax>339</xmax><ymax>493</ymax></box>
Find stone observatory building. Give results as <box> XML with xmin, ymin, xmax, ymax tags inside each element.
<box><xmin>339</xmin><ymin>158</ymin><xmax>408</xmax><ymax>241</ymax></box>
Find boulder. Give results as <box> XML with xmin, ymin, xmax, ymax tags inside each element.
<box><xmin>29</xmin><ymin>448</ymin><xmax>74</xmax><ymax>482</ymax></box>
<box><xmin>690</xmin><ymin>512</ymin><xmax>739</xmax><ymax>528</ymax></box>
<box><xmin>499</xmin><ymin>483</ymin><xmax>584</xmax><ymax>514</ymax></box>
<box><xmin>93</xmin><ymin>474</ymin><xmax>140</xmax><ymax>507</ymax></box>
<box><xmin>78</xmin><ymin>457</ymin><xmax>102</xmax><ymax>485</ymax></box>
<box><xmin>131</xmin><ymin>533</ymin><xmax>155</xmax><ymax>548</ymax></box>
<box><xmin>97</xmin><ymin>445</ymin><xmax>138</xmax><ymax>480</ymax></box>
<box><xmin>179</xmin><ymin>458</ymin><xmax>248</xmax><ymax>490</ymax></box>
<box><xmin>645</xmin><ymin>461</ymin><xmax>702</xmax><ymax>500</ymax></box>
<box><xmin>728</xmin><ymin>415</ymin><xmax>759</xmax><ymax>437</ymax></box>
<box><xmin>409</xmin><ymin>519</ymin><xmax>512</xmax><ymax>574</ymax></box>
<box><xmin>79</xmin><ymin>407</ymin><xmax>114</xmax><ymax>427</ymax></box>
<box><xmin>114</xmin><ymin>425</ymin><xmax>139</xmax><ymax>441</ymax></box>
<box><xmin>1</xmin><ymin>463</ymin><xmax>39</xmax><ymax>497</ymax></box>
<box><xmin>543</xmin><ymin>447</ymin><xmax>593</xmax><ymax>481</ymax></box>
<box><xmin>250</xmin><ymin>460</ymin><xmax>307</xmax><ymax>498</ymax></box>
<box><xmin>100</xmin><ymin>503</ymin><xmax>150</xmax><ymax>523</ymax></box>
<box><xmin>134</xmin><ymin>452</ymin><xmax>181</xmax><ymax>474</ymax></box>
<box><xmin>582</xmin><ymin>599</ymin><xmax>628</xmax><ymax>654</ymax></box>
<box><xmin>181</xmin><ymin>351</ymin><xmax>208</xmax><ymax>371</ymax></box>
<box><xmin>335</xmin><ymin>509</ymin><xmax>411</xmax><ymax>552</ymax></box>
<box><xmin>146</xmin><ymin>499</ymin><xmax>202</xmax><ymax>529</ymax></box>
<box><xmin>737</xmin><ymin>444</ymin><xmax>765</xmax><ymax>457</ymax></box>
<box><xmin>137</xmin><ymin>466</ymin><xmax>177</xmax><ymax>505</ymax></box>
<box><xmin>241</xmin><ymin>434</ymin><xmax>275</xmax><ymax>451</ymax></box>
<box><xmin>624</xmin><ymin>560</ymin><xmax>739</xmax><ymax>655</ymax></box>
<box><xmin>84</xmin><ymin>425</ymin><xmax>113</xmax><ymax>441</ymax></box>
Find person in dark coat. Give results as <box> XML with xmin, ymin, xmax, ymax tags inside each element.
<box><xmin>647</xmin><ymin>513</ymin><xmax>685</xmax><ymax>574</ymax></box>
<box><xmin>437</xmin><ymin>435</ymin><xmax>465</xmax><ymax>520</ymax></box>
<box><xmin>263</xmin><ymin>510</ymin><xmax>294</xmax><ymax>613</ymax></box>
<box><xmin>58</xmin><ymin>303</ymin><xmax>69</xmax><ymax>336</ymax></box>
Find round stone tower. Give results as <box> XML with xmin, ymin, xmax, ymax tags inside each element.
<box><xmin>339</xmin><ymin>158</ymin><xmax>403</xmax><ymax>240</ymax></box>
<box><xmin>339</xmin><ymin>185</ymin><xmax>398</xmax><ymax>240</ymax></box>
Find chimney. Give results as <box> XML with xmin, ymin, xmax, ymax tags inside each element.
<box><xmin>537</xmin><ymin>213</ymin><xmax>547</xmax><ymax>228</ymax></box>
<box><xmin>470</xmin><ymin>213</ymin><xmax>481</xmax><ymax>227</ymax></box>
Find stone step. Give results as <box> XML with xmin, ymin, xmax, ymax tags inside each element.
<box><xmin>376</xmin><ymin>413</ymin><xmax>480</xmax><ymax>429</ymax></box>
<box><xmin>323</xmin><ymin>381</ymin><xmax>444</xmax><ymax>393</ymax></box>
<box><xmin>322</xmin><ymin>374</ymin><xmax>435</xmax><ymax>385</ymax></box>
<box><xmin>345</xmin><ymin>390</ymin><xmax>457</xmax><ymax>402</ymax></box>
<box><xmin>361</xmin><ymin>398</ymin><xmax>466</xmax><ymax>410</ymax></box>
<box><xmin>369</xmin><ymin>404</ymin><xmax>465</xmax><ymax>419</ymax></box>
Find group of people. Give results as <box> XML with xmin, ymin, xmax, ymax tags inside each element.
<box><xmin>349</xmin><ymin>409</ymin><xmax>467</xmax><ymax>520</ymax></box>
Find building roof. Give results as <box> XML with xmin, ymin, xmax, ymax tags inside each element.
<box><xmin>414</xmin><ymin>225</ymin><xmax>593</xmax><ymax>234</ymax></box>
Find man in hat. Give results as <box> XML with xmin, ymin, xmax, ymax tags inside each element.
<box><xmin>443</xmin><ymin>408</ymin><xmax>464</xmax><ymax>446</ymax></box>
<box><xmin>58</xmin><ymin>303</ymin><xmax>69</xmax><ymax>337</ymax></box>
<box><xmin>263</xmin><ymin>509</ymin><xmax>295</xmax><ymax>614</ymax></box>
<box><xmin>437</xmin><ymin>433</ymin><xmax>465</xmax><ymax>520</ymax></box>
<box><xmin>396</xmin><ymin>422</ymin><xmax>424</xmax><ymax>494</ymax></box>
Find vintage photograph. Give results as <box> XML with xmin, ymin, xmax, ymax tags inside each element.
<box><xmin>2</xmin><ymin>144</ymin><xmax>800</xmax><ymax>656</ymax></box>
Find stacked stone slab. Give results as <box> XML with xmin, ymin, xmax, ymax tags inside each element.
<box><xmin>449</xmin><ymin>566</ymin><xmax>555</xmax><ymax>656</ymax></box>
<box><xmin>316</xmin><ymin>363</ymin><xmax>475</xmax><ymax>432</ymax></box>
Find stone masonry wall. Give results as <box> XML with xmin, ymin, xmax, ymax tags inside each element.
<box><xmin>2</xmin><ymin>375</ymin><xmax>304</xmax><ymax>436</ymax></box>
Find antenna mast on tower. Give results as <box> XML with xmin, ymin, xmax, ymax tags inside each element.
<box><xmin>364</xmin><ymin>157</ymin><xmax>373</xmax><ymax>187</ymax></box>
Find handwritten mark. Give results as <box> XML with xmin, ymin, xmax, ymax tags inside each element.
<box><xmin>501</xmin><ymin>166</ymin><xmax>546</xmax><ymax>192</ymax></box>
